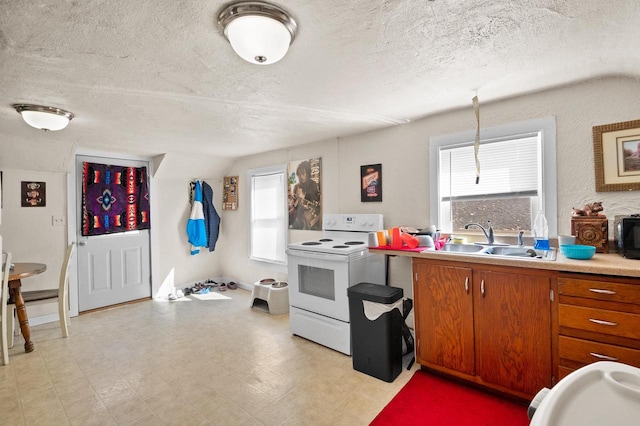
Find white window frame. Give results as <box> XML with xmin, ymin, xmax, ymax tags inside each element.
<box><xmin>429</xmin><ymin>116</ymin><xmax>557</xmax><ymax>236</ymax></box>
<box><xmin>247</xmin><ymin>164</ymin><xmax>288</xmax><ymax>271</ymax></box>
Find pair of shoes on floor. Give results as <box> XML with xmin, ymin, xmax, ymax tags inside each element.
<box><xmin>168</xmin><ymin>289</ymin><xmax>184</xmax><ymax>301</ymax></box>
<box><xmin>219</xmin><ymin>282</ymin><xmax>237</xmax><ymax>291</ymax></box>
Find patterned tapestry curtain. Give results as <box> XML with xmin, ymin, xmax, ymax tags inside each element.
<box><xmin>81</xmin><ymin>162</ymin><xmax>151</xmax><ymax>236</ymax></box>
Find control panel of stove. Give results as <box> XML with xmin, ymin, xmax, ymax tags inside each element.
<box><xmin>322</xmin><ymin>213</ymin><xmax>383</xmax><ymax>232</ymax></box>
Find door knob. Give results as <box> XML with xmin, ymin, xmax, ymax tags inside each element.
<box><xmin>78</xmin><ymin>241</ymin><xmax>87</xmax><ymax>246</ymax></box>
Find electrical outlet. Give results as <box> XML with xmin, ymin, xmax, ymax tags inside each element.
<box><xmin>52</xmin><ymin>215</ymin><xmax>66</xmax><ymax>226</ymax></box>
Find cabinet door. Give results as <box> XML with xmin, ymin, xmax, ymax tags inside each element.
<box><xmin>475</xmin><ymin>270</ymin><xmax>551</xmax><ymax>395</ymax></box>
<box><xmin>414</xmin><ymin>261</ymin><xmax>474</xmax><ymax>375</ymax></box>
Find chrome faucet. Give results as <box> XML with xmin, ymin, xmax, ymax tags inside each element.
<box><xmin>464</xmin><ymin>220</ymin><xmax>494</xmax><ymax>244</ymax></box>
<box><xmin>517</xmin><ymin>230</ymin><xmax>525</xmax><ymax>247</ymax></box>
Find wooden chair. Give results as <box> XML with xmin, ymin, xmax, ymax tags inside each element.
<box><xmin>1</xmin><ymin>252</ymin><xmax>12</xmax><ymax>365</ymax></box>
<box><xmin>9</xmin><ymin>244</ymin><xmax>75</xmax><ymax>345</ymax></box>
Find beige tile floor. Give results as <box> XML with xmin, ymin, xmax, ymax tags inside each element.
<box><xmin>1</xmin><ymin>288</ymin><xmax>418</xmax><ymax>425</ymax></box>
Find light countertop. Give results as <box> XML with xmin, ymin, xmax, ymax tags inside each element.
<box><xmin>370</xmin><ymin>247</ymin><xmax>640</xmax><ymax>278</ymax></box>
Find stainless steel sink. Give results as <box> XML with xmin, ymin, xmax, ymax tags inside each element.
<box><xmin>483</xmin><ymin>246</ymin><xmax>537</xmax><ymax>257</ymax></box>
<box><xmin>438</xmin><ymin>244</ymin><xmax>556</xmax><ymax>261</ymax></box>
<box><xmin>441</xmin><ymin>243</ymin><xmax>485</xmax><ymax>253</ymax></box>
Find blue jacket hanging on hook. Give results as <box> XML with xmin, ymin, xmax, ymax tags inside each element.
<box><xmin>186</xmin><ymin>180</ymin><xmax>207</xmax><ymax>255</ymax></box>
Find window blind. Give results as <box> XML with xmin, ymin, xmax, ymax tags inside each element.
<box><xmin>439</xmin><ymin>135</ymin><xmax>539</xmax><ymax>200</ymax></box>
<box><xmin>250</xmin><ymin>171</ymin><xmax>286</xmax><ymax>264</ymax></box>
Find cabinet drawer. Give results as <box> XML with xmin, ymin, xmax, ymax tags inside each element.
<box><xmin>559</xmin><ymin>336</ymin><xmax>640</xmax><ymax>368</ymax></box>
<box><xmin>558</xmin><ymin>365</ymin><xmax>575</xmax><ymax>381</ymax></box>
<box><xmin>558</xmin><ymin>277</ymin><xmax>640</xmax><ymax>304</ymax></box>
<box><xmin>559</xmin><ymin>304</ymin><xmax>640</xmax><ymax>340</ymax></box>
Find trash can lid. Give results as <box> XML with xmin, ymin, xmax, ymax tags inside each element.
<box><xmin>347</xmin><ymin>282</ymin><xmax>403</xmax><ymax>303</ymax></box>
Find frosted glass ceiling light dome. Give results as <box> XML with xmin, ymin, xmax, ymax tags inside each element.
<box><xmin>218</xmin><ymin>1</ymin><xmax>297</xmax><ymax>65</ymax></box>
<box><xmin>14</xmin><ymin>104</ymin><xmax>74</xmax><ymax>131</ymax></box>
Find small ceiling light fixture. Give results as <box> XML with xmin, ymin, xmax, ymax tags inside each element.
<box><xmin>217</xmin><ymin>1</ymin><xmax>297</xmax><ymax>65</ymax></box>
<box><xmin>13</xmin><ymin>104</ymin><xmax>74</xmax><ymax>131</ymax></box>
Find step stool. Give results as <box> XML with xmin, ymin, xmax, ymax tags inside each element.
<box><xmin>251</xmin><ymin>280</ymin><xmax>289</xmax><ymax>315</ymax></box>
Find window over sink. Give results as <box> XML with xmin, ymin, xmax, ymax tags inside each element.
<box><xmin>429</xmin><ymin>117</ymin><xmax>557</xmax><ymax>237</ymax></box>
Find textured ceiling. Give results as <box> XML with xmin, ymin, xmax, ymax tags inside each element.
<box><xmin>1</xmin><ymin>0</ymin><xmax>639</xmax><ymax>173</ymax></box>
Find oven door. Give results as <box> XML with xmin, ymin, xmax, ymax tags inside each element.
<box><xmin>288</xmin><ymin>249</ymin><xmax>351</xmax><ymax>322</ymax></box>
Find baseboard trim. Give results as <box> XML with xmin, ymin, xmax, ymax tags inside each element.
<box><xmin>79</xmin><ymin>297</ymin><xmax>151</xmax><ymax>315</ymax></box>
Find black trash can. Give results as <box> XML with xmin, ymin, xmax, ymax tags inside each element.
<box><xmin>347</xmin><ymin>282</ymin><xmax>404</xmax><ymax>382</ymax></box>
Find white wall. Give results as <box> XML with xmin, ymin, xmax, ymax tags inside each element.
<box><xmin>3</xmin><ymin>76</ymin><xmax>640</xmax><ymax>324</ymax></box>
<box><xmin>154</xmin><ymin>178</ymin><xmax>224</xmax><ymax>289</ymax></box>
<box><xmin>221</xmin><ymin>76</ymin><xmax>640</xmax><ymax>302</ymax></box>
<box><xmin>0</xmin><ymin>170</ymin><xmax>226</xmax><ymax>321</ymax></box>
<box><xmin>0</xmin><ymin>169</ymin><xmax>68</xmax><ymax>319</ymax></box>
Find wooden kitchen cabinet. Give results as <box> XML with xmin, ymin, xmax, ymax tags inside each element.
<box><xmin>474</xmin><ymin>269</ymin><xmax>552</xmax><ymax>396</ymax></box>
<box><xmin>413</xmin><ymin>258</ymin><xmax>553</xmax><ymax>399</ymax></box>
<box><xmin>558</xmin><ymin>273</ymin><xmax>640</xmax><ymax>379</ymax></box>
<box><xmin>413</xmin><ymin>261</ymin><xmax>474</xmax><ymax>375</ymax></box>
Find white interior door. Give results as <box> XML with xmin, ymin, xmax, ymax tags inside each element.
<box><xmin>76</xmin><ymin>155</ymin><xmax>151</xmax><ymax>311</ymax></box>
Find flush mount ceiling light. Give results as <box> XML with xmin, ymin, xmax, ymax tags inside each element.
<box><xmin>217</xmin><ymin>1</ymin><xmax>297</xmax><ymax>65</ymax></box>
<box><xmin>13</xmin><ymin>104</ymin><xmax>74</xmax><ymax>131</ymax></box>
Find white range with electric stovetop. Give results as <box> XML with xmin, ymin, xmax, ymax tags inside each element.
<box><xmin>287</xmin><ymin>213</ymin><xmax>386</xmax><ymax>355</ymax></box>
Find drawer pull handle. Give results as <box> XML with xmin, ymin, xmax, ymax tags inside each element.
<box><xmin>589</xmin><ymin>352</ymin><xmax>619</xmax><ymax>361</ymax></box>
<box><xmin>589</xmin><ymin>318</ymin><xmax>618</xmax><ymax>327</ymax></box>
<box><xmin>464</xmin><ymin>277</ymin><xmax>469</xmax><ymax>294</ymax></box>
<box><xmin>589</xmin><ymin>288</ymin><xmax>616</xmax><ymax>295</ymax></box>
<box><xmin>481</xmin><ymin>279</ymin><xmax>485</xmax><ymax>297</ymax></box>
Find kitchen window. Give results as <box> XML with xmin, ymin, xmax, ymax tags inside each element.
<box><xmin>248</xmin><ymin>165</ymin><xmax>287</xmax><ymax>266</ymax></box>
<box><xmin>429</xmin><ymin>117</ymin><xmax>557</xmax><ymax>236</ymax></box>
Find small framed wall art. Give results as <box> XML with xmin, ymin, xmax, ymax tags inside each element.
<box><xmin>223</xmin><ymin>176</ymin><xmax>238</xmax><ymax>210</ymax></box>
<box><xmin>22</xmin><ymin>181</ymin><xmax>46</xmax><ymax>207</ymax></box>
<box><xmin>361</xmin><ymin>163</ymin><xmax>382</xmax><ymax>202</ymax></box>
<box><xmin>593</xmin><ymin>119</ymin><xmax>640</xmax><ymax>191</ymax></box>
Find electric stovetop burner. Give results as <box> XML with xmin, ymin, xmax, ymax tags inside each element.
<box><xmin>288</xmin><ymin>214</ymin><xmax>384</xmax><ymax>255</ymax></box>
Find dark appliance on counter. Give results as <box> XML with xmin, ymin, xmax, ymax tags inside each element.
<box><xmin>614</xmin><ymin>215</ymin><xmax>640</xmax><ymax>259</ymax></box>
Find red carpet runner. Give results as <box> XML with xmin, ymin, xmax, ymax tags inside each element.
<box><xmin>370</xmin><ymin>370</ymin><xmax>529</xmax><ymax>425</ymax></box>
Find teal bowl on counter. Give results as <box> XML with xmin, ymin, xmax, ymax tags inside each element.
<box><xmin>560</xmin><ymin>244</ymin><xmax>596</xmax><ymax>260</ymax></box>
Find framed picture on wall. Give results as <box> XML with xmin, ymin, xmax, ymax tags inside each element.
<box><xmin>593</xmin><ymin>119</ymin><xmax>640</xmax><ymax>191</ymax></box>
<box><xmin>361</xmin><ymin>163</ymin><xmax>382</xmax><ymax>202</ymax></box>
<box><xmin>222</xmin><ymin>176</ymin><xmax>238</xmax><ymax>210</ymax></box>
<box><xmin>22</xmin><ymin>181</ymin><xmax>46</xmax><ymax>207</ymax></box>
<box><xmin>288</xmin><ymin>157</ymin><xmax>322</xmax><ymax>230</ymax></box>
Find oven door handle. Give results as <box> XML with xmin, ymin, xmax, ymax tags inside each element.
<box><xmin>287</xmin><ymin>250</ymin><xmax>350</xmax><ymax>262</ymax></box>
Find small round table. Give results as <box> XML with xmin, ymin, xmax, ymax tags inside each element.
<box><xmin>8</xmin><ymin>262</ymin><xmax>47</xmax><ymax>353</ymax></box>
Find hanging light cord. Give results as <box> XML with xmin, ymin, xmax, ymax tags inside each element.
<box><xmin>472</xmin><ymin>95</ymin><xmax>480</xmax><ymax>184</ymax></box>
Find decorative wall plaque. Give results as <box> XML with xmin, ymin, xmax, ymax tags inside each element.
<box><xmin>223</xmin><ymin>176</ymin><xmax>238</xmax><ymax>210</ymax></box>
<box><xmin>361</xmin><ymin>163</ymin><xmax>382</xmax><ymax>202</ymax></box>
<box><xmin>21</xmin><ymin>181</ymin><xmax>46</xmax><ymax>207</ymax></box>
